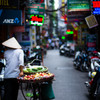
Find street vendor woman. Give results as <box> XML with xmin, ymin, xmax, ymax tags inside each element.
<box><xmin>2</xmin><ymin>37</ymin><xmax>24</xmax><ymax>100</ymax></box>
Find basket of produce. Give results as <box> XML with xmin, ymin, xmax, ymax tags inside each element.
<box><xmin>17</xmin><ymin>72</ymin><xmax>54</xmax><ymax>83</ymax></box>
<box><xmin>23</xmin><ymin>65</ymin><xmax>48</xmax><ymax>74</ymax></box>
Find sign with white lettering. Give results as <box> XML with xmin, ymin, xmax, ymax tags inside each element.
<box><xmin>92</xmin><ymin>0</ymin><xmax>100</xmax><ymax>15</ymax></box>
<box><xmin>27</xmin><ymin>3</ymin><xmax>45</xmax><ymax>15</ymax></box>
<box><xmin>0</xmin><ymin>9</ymin><xmax>22</xmax><ymax>25</ymax></box>
<box><xmin>29</xmin><ymin>15</ymin><xmax>44</xmax><ymax>26</ymax></box>
<box><xmin>0</xmin><ymin>0</ymin><xmax>19</xmax><ymax>9</ymax></box>
<box><xmin>67</xmin><ymin>0</ymin><xmax>90</xmax><ymax>12</ymax></box>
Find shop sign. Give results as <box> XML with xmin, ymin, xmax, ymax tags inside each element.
<box><xmin>67</xmin><ymin>0</ymin><xmax>90</xmax><ymax>12</ymax></box>
<box><xmin>3</xmin><ymin>18</ymin><xmax>20</xmax><ymax>24</ymax></box>
<box><xmin>27</xmin><ymin>3</ymin><xmax>45</xmax><ymax>15</ymax></box>
<box><xmin>0</xmin><ymin>0</ymin><xmax>19</xmax><ymax>9</ymax></box>
<box><xmin>86</xmin><ymin>34</ymin><xmax>97</xmax><ymax>51</ymax></box>
<box><xmin>73</xmin><ymin>30</ymin><xmax>78</xmax><ymax>40</ymax></box>
<box><xmin>29</xmin><ymin>0</ymin><xmax>44</xmax><ymax>3</ymax></box>
<box><xmin>0</xmin><ymin>9</ymin><xmax>22</xmax><ymax>25</ymax></box>
<box><xmin>92</xmin><ymin>0</ymin><xmax>100</xmax><ymax>14</ymax></box>
<box><xmin>85</xmin><ymin>15</ymin><xmax>98</xmax><ymax>28</ymax></box>
<box><xmin>66</xmin><ymin>30</ymin><xmax>73</xmax><ymax>34</ymax></box>
<box><xmin>29</xmin><ymin>15</ymin><xmax>44</xmax><ymax>26</ymax></box>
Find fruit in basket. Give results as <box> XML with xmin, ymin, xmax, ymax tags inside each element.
<box><xmin>37</xmin><ymin>67</ymin><xmax>43</xmax><ymax>70</ymax></box>
<box><xmin>23</xmin><ymin>75</ymin><xmax>35</xmax><ymax>80</ymax></box>
<box><xmin>26</xmin><ymin>68</ymin><xmax>31</xmax><ymax>72</ymax></box>
<box><xmin>21</xmin><ymin>72</ymin><xmax>54</xmax><ymax>80</ymax></box>
<box><xmin>23</xmin><ymin>66</ymin><xmax>48</xmax><ymax>74</ymax></box>
<box><xmin>23</xmin><ymin>69</ymin><xmax>28</xmax><ymax>73</ymax></box>
<box><xmin>32</xmin><ymin>68</ymin><xmax>38</xmax><ymax>71</ymax></box>
<box><xmin>26</xmin><ymin>68</ymin><xmax>34</xmax><ymax>73</ymax></box>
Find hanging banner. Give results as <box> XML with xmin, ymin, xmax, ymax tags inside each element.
<box><xmin>0</xmin><ymin>0</ymin><xmax>19</xmax><ymax>9</ymax></box>
<box><xmin>67</xmin><ymin>0</ymin><xmax>90</xmax><ymax>12</ymax></box>
<box><xmin>0</xmin><ymin>9</ymin><xmax>22</xmax><ymax>25</ymax></box>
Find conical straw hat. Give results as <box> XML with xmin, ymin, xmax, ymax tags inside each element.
<box><xmin>2</xmin><ymin>37</ymin><xmax>22</xmax><ymax>49</ymax></box>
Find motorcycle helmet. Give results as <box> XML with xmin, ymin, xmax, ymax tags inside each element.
<box><xmin>91</xmin><ymin>72</ymin><xmax>97</xmax><ymax>78</ymax></box>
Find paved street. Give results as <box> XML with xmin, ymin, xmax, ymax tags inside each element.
<box><xmin>18</xmin><ymin>49</ymin><xmax>91</xmax><ymax>100</ymax></box>
<box><xmin>44</xmin><ymin>49</ymin><xmax>90</xmax><ymax>100</ymax></box>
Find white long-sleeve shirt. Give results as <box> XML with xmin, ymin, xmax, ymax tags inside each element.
<box><xmin>4</xmin><ymin>49</ymin><xmax>24</xmax><ymax>78</ymax></box>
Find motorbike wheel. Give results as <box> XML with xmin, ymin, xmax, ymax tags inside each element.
<box><xmin>75</xmin><ymin>61</ymin><xmax>80</xmax><ymax>69</ymax></box>
<box><xmin>95</xmin><ymin>79</ymin><xmax>100</xmax><ymax>100</ymax></box>
<box><xmin>80</xmin><ymin>62</ymin><xmax>88</xmax><ymax>72</ymax></box>
<box><xmin>80</xmin><ymin>64</ymin><xmax>84</xmax><ymax>72</ymax></box>
<box><xmin>73</xmin><ymin>60</ymin><xmax>76</xmax><ymax>66</ymax></box>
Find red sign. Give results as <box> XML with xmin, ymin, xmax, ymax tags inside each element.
<box><xmin>30</xmin><ymin>15</ymin><xmax>44</xmax><ymax>26</ymax></box>
<box><xmin>87</xmin><ymin>42</ymin><xmax>96</xmax><ymax>47</ymax></box>
<box><xmin>40</xmin><ymin>0</ymin><xmax>44</xmax><ymax>3</ymax></box>
<box><xmin>67</xmin><ymin>30</ymin><xmax>71</xmax><ymax>32</ymax></box>
<box><xmin>64</xmin><ymin>14</ymin><xmax>67</xmax><ymax>24</ymax></box>
<box><xmin>31</xmin><ymin>16</ymin><xmax>43</xmax><ymax>22</ymax></box>
<box><xmin>93</xmin><ymin>1</ymin><xmax>100</xmax><ymax>8</ymax></box>
<box><xmin>73</xmin><ymin>30</ymin><xmax>77</xmax><ymax>40</ymax></box>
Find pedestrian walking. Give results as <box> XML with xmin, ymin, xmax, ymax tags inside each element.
<box><xmin>2</xmin><ymin>37</ymin><xmax>24</xmax><ymax>100</ymax></box>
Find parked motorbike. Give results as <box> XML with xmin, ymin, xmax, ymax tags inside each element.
<box><xmin>73</xmin><ymin>50</ymin><xmax>81</xmax><ymax>66</ymax></box>
<box><xmin>79</xmin><ymin>51</ymin><xmax>89</xmax><ymax>72</ymax></box>
<box><xmin>73</xmin><ymin>50</ymin><xmax>87</xmax><ymax>71</ymax></box>
<box><xmin>59</xmin><ymin>44</ymin><xmax>66</xmax><ymax>55</ymax></box>
<box><xmin>25</xmin><ymin>46</ymin><xmax>42</xmax><ymax>65</ymax></box>
<box><xmin>85</xmin><ymin>63</ymin><xmax>100</xmax><ymax>99</ymax></box>
<box><xmin>88</xmin><ymin>52</ymin><xmax>100</xmax><ymax>78</ymax></box>
<box><xmin>64</xmin><ymin>45</ymin><xmax>70</xmax><ymax>57</ymax></box>
<box><xmin>74</xmin><ymin>51</ymin><xmax>82</xmax><ymax>70</ymax></box>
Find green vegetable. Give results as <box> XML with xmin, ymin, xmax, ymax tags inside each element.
<box><xmin>32</xmin><ymin>68</ymin><xmax>38</xmax><ymax>71</ymax></box>
<box><xmin>23</xmin><ymin>69</ymin><xmax>28</xmax><ymax>73</ymax></box>
<box><xmin>37</xmin><ymin>67</ymin><xmax>43</xmax><ymax>70</ymax></box>
<box><xmin>26</xmin><ymin>93</ymin><xmax>33</xmax><ymax>97</ymax></box>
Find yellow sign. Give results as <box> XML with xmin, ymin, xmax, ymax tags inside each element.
<box><xmin>0</xmin><ymin>0</ymin><xmax>18</xmax><ymax>9</ymax></box>
<box><xmin>0</xmin><ymin>0</ymin><xmax>9</xmax><ymax>6</ymax></box>
<box><xmin>85</xmin><ymin>15</ymin><xmax>98</xmax><ymax>28</ymax></box>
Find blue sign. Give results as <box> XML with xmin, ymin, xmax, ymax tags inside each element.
<box><xmin>93</xmin><ymin>8</ymin><xmax>100</xmax><ymax>14</ymax></box>
<box><xmin>0</xmin><ymin>9</ymin><xmax>22</xmax><ymax>25</ymax></box>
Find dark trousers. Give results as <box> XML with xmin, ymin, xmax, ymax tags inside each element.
<box><xmin>4</xmin><ymin>78</ymin><xmax>19</xmax><ymax>100</ymax></box>
<box><xmin>0</xmin><ymin>81</ymin><xmax>4</xmax><ymax>100</ymax></box>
